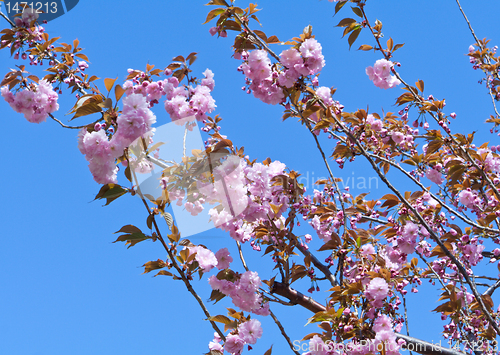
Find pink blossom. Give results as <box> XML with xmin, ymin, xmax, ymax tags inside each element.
<box><xmin>237</xmin><ymin>319</ymin><xmax>263</xmax><ymax>344</ymax></box>
<box><xmin>397</xmin><ymin>221</ymin><xmax>419</xmax><ymax>254</ymax></box>
<box><xmin>2</xmin><ymin>80</ymin><xmax>59</xmax><ymax>123</ymax></box>
<box><xmin>208</xmin><ymin>339</ymin><xmax>223</xmax><ymax>352</ymax></box>
<box><xmin>360</xmin><ymin>244</ymin><xmax>375</xmax><ymax>256</ymax></box>
<box><xmin>208</xmin><ymin>271</ymin><xmax>268</xmax><ymax>315</ymax></box>
<box><xmin>299</xmin><ymin>38</ymin><xmax>325</xmax><ymax>76</ymax></box>
<box><xmin>21</xmin><ymin>6</ymin><xmax>39</xmax><ymax>25</ymax></box>
<box><xmin>242</xmin><ymin>50</ymin><xmax>272</xmax><ymax>81</ymax></box>
<box><xmin>426</xmin><ymin>167</ymin><xmax>444</xmax><ymax>185</ymax></box>
<box><xmin>279</xmin><ymin>48</ymin><xmax>302</xmax><ymax>69</ymax></box>
<box><xmin>78</xmin><ymin>61</ymin><xmax>89</xmax><ymax>71</ymax></box>
<box><xmin>392</xmin><ymin>132</ymin><xmax>404</xmax><ymax>144</ymax></box>
<box><xmin>366</xmin><ymin>59</ymin><xmax>401</xmax><ymax>89</ymax></box>
<box><xmin>191</xmin><ymin>246</ymin><xmax>217</xmax><ymax>272</ymax></box>
<box><xmin>316</xmin><ymin>86</ymin><xmax>334</xmax><ymax>106</ymax></box>
<box><xmin>373</xmin><ymin>314</ymin><xmax>393</xmax><ymax>333</ymax></box>
<box><xmin>215</xmin><ymin>248</ymin><xmax>233</xmax><ymax>269</ymax></box>
<box><xmin>458</xmin><ymin>189</ymin><xmax>476</xmax><ymax>208</ymax></box>
<box><xmin>365</xmin><ymin>277</ymin><xmax>389</xmax><ymax>306</ymax></box>
<box><xmin>201</xmin><ymin>68</ymin><xmax>215</xmax><ymax>91</ymax></box>
<box><xmin>224</xmin><ymin>333</ymin><xmax>245</xmax><ymax>354</ymax></box>
<box><xmin>239</xmin><ymin>271</ymin><xmax>261</xmax><ymax>293</ymax></box>
<box><xmin>116</xmin><ymin>93</ymin><xmax>156</xmax><ymax>143</ymax></box>
<box><xmin>374</xmin><ymin>331</ymin><xmax>398</xmax><ymax>352</ymax></box>
<box><xmin>307</xmin><ymin>335</ymin><xmax>330</xmax><ymax>355</ymax></box>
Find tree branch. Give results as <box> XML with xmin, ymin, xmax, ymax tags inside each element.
<box><xmin>271</xmin><ymin>282</ymin><xmax>468</xmax><ymax>355</ymax></box>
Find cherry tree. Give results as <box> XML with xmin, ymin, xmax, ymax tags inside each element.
<box><xmin>1</xmin><ymin>1</ymin><xmax>499</xmax><ymax>354</ymax></box>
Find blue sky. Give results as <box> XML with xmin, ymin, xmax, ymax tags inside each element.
<box><xmin>1</xmin><ymin>1</ymin><xmax>500</xmax><ymax>354</ymax></box>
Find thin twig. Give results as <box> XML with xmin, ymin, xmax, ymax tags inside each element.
<box><xmin>269</xmin><ymin>309</ymin><xmax>301</xmax><ymax>355</ymax></box>
<box><xmin>272</xmin><ymin>282</ymin><xmax>467</xmax><ymax>355</ymax></box>
<box><xmin>49</xmin><ymin>113</ymin><xmax>100</xmax><ymax>129</ymax></box>
<box><xmin>364</xmin><ymin>151</ymin><xmax>499</xmax><ymax>234</ymax></box>
<box><xmin>129</xmin><ymin>159</ymin><xmax>226</xmax><ymax>341</ymax></box>
<box><xmin>236</xmin><ymin>240</ymin><xmax>249</xmax><ymax>272</ymax></box>
<box><xmin>0</xmin><ymin>10</ymin><xmax>15</xmax><ymax>27</ymax></box>
<box><xmin>455</xmin><ymin>0</ymin><xmax>500</xmax><ymax>119</ymax></box>
<box><xmin>400</xmin><ymin>292</ymin><xmax>413</xmax><ymax>355</ymax></box>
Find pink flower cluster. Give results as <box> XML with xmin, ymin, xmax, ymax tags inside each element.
<box><xmin>1</xmin><ymin>80</ymin><xmax>59</xmax><ymax>123</ymax></box>
<box><xmin>366</xmin><ymin>59</ymin><xmax>401</xmax><ymax>89</ymax></box>
<box><xmin>78</xmin><ymin>128</ymin><xmax>119</xmax><ymax>184</ymax></box>
<box><xmin>477</xmin><ymin>147</ymin><xmax>500</xmax><ymax>173</ymax></box>
<box><xmin>164</xmin><ymin>69</ymin><xmax>216</xmax><ymax>123</ymax></box>
<box><xmin>215</xmin><ymin>247</ymin><xmax>233</xmax><ymax>270</ymax></box>
<box><xmin>458</xmin><ymin>189</ymin><xmax>478</xmax><ymax>209</ymax></box>
<box><xmin>78</xmin><ymin>93</ymin><xmax>156</xmax><ymax>184</ymax></box>
<box><xmin>183</xmin><ymin>247</ymin><xmax>233</xmax><ymax>273</ymax></box>
<box><xmin>278</xmin><ymin>38</ymin><xmax>325</xmax><ymax>87</ymax></box>
<box><xmin>304</xmin><ymin>317</ymin><xmax>401</xmax><ymax>355</ymax></box>
<box><xmin>203</xmin><ymin>158</ymin><xmax>288</xmax><ymax>245</ymax></box>
<box><xmin>309</xmin><ymin>209</ymin><xmax>344</xmax><ymax>243</ymax></box>
<box><xmin>371</xmin><ymin>315</ymin><xmax>400</xmax><ymax>355</ymax></box>
<box><xmin>238</xmin><ymin>38</ymin><xmax>325</xmax><ymax>105</ymax></box>
<box><xmin>208</xmin><ymin>270</ymin><xmax>270</xmax><ymax>315</ymax></box>
<box><xmin>209</xmin><ymin>319</ymin><xmax>263</xmax><ymax>355</ymax></box>
<box><xmin>459</xmin><ymin>237</ymin><xmax>485</xmax><ymax>266</ymax></box>
<box><xmin>199</xmin><ymin>155</ymin><xmax>249</xmax><ymax>227</ymax></box>
<box><xmin>366</xmin><ymin>114</ymin><xmax>383</xmax><ymax>131</ymax></box>
<box><xmin>15</xmin><ymin>7</ymin><xmax>39</xmax><ymax>27</ymax></box>
<box><xmin>239</xmin><ymin>50</ymin><xmax>284</xmax><ymax>105</ymax></box>
<box><xmin>123</xmin><ymin>71</ymin><xmax>168</xmax><ymax>105</ymax></box>
<box><xmin>396</xmin><ymin>221</ymin><xmax>420</xmax><ymax>255</ymax></box>
<box><xmin>187</xmin><ymin>245</ymin><xmax>218</xmax><ymax>272</ymax></box>
<box><xmin>364</xmin><ymin>277</ymin><xmax>389</xmax><ymax>308</ymax></box>
<box><xmin>426</xmin><ymin>165</ymin><xmax>444</xmax><ymax>185</ymax></box>
<box><xmin>122</xmin><ymin>68</ymin><xmax>216</xmax><ymax>124</ymax></box>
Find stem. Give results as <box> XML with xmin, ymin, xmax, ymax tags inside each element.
<box><xmin>272</xmin><ymin>282</ymin><xmax>468</xmax><ymax>355</ymax></box>
<box><xmin>363</xmin><ymin>150</ymin><xmax>499</xmax><ymax>234</ymax></box>
<box><xmin>362</xmin><ymin>6</ymin><xmax>500</xmax><ymax>205</ymax></box>
<box><xmin>49</xmin><ymin>113</ymin><xmax>100</xmax><ymax>130</ymax></box>
<box><xmin>236</xmin><ymin>240</ymin><xmax>249</xmax><ymax>272</ymax></box>
<box><xmin>269</xmin><ymin>309</ymin><xmax>301</xmax><ymax>355</ymax></box>
<box><xmin>455</xmin><ymin>0</ymin><xmax>500</xmax><ymax>119</ymax></box>
<box><xmin>129</xmin><ymin>160</ymin><xmax>226</xmax><ymax>341</ymax></box>
<box><xmin>400</xmin><ymin>292</ymin><xmax>413</xmax><ymax>355</ymax></box>
<box><xmin>0</xmin><ymin>10</ymin><xmax>15</xmax><ymax>27</ymax></box>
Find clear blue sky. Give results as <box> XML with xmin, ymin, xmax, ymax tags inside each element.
<box><xmin>1</xmin><ymin>1</ymin><xmax>499</xmax><ymax>354</ymax></box>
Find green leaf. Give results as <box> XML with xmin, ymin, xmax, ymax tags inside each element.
<box><xmin>94</xmin><ymin>184</ymin><xmax>128</xmax><ymax>206</ymax></box>
<box><xmin>113</xmin><ymin>232</ymin><xmax>149</xmax><ymax>248</ymax></box>
<box><xmin>203</xmin><ymin>8</ymin><xmax>225</xmax><ymax>24</ymax></box>
<box><xmin>351</xmin><ymin>6</ymin><xmax>363</xmax><ymax>18</ymax></box>
<box><xmin>208</xmin><ymin>315</ymin><xmax>232</xmax><ymax>324</ymax></box>
<box><xmin>71</xmin><ymin>101</ymin><xmax>102</xmax><ymax>120</ymax></box>
<box><xmin>358</xmin><ymin>44</ymin><xmax>373</xmax><ymax>51</ymax></box>
<box><xmin>115</xmin><ymin>224</ymin><xmax>142</xmax><ymax>234</ymax></box>
<box><xmin>336</xmin><ymin>18</ymin><xmax>356</xmax><ymax>27</ymax></box>
<box><xmin>155</xmin><ymin>270</ymin><xmax>173</xmax><ymax>277</ymax></box>
<box><xmin>142</xmin><ymin>259</ymin><xmax>166</xmax><ymax>274</ymax></box>
<box><xmin>334</xmin><ymin>1</ymin><xmax>348</xmax><ymax>15</ymax></box>
<box><xmin>146</xmin><ymin>214</ymin><xmax>154</xmax><ymax>230</ymax></box>
<box><xmin>348</xmin><ymin>27</ymin><xmax>361</xmax><ymax>49</ymax></box>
